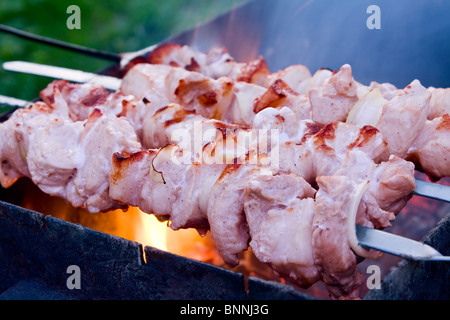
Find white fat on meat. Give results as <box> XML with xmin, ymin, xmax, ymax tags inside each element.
<box><xmin>243</xmin><ymin>174</ymin><xmax>319</xmax><ymax>287</ymax></box>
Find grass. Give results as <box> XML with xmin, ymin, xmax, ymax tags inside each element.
<box><xmin>0</xmin><ymin>0</ymin><xmax>248</xmax><ymax>103</ymax></box>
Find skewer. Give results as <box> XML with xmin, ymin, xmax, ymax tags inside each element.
<box><xmin>0</xmin><ymin>24</ymin><xmax>157</xmax><ymax>69</ymax></box>
<box><xmin>3</xmin><ymin>61</ymin><xmax>121</xmax><ymax>91</ymax></box>
<box><xmin>0</xmin><ymin>24</ymin><xmax>121</xmax><ymax>62</ymax></box>
<box><xmin>0</xmin><ymin>95</ymin><xmax>29</xmax><ymax>122</ymax></box>
<box><xmin>356</xmin><ymin>225</ymin><xmax>450</xmax><ymax>262</ymax></box>
<box><xmin>413</xmin><ymin>180</ymin><xmax>450</xmax><ymax>203</ymax></box>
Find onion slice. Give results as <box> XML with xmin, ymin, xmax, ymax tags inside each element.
<box><xmin>346</xmin><ymin>88</ymin><xmax>386</xmax><ymax>127</ymax></box>
<box><xmin>150</xmin><ymin>144</ymin><xmax>180</xmax><ymax>183</ymax></box>
<box><xmin>347</xmin><ymin>180</ymin><xmax>382</xmax><ymax>259</ymax></box>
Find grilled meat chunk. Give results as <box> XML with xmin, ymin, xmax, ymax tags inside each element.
<box><xmin>407</xmin><ymin>114</ymin><xmax>450</xmax><ymax>180</ymax></box>
<box><xmin>0</xmin><ymin>93</ymin><xmax>141</xmax><ymax>212</ymax></box>
<box><xmin>243</xmin><ymin>174</ymin><xmax>319</xmax><ymax>287</ymax></box>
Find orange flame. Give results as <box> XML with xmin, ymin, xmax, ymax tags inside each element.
<box><xmin>18</xmin><ymin>179</ymin><xmax>218</xmax><ymax>263</ymax></box>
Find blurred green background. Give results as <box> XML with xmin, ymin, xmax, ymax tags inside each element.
<box><xmin>0</xmin><ymin>0</ymin><xmax>247</xmax><ymax>112</ymax></box>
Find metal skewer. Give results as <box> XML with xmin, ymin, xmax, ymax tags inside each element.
<box><xmin>2</xmin><ymin>61</ymin><xmax>121</xmax><ymax>91</ymax></box>
<box><xmin>0</xmin><ymin>95</ymin><xmax>31</xmax><ymax>108</ymax></box>
<box><xmin>413</xmin><ymin>179</ymin><xmax>450</xmax><ymax>203</ymax></box>
<box><xmin>0</xmin><ymin>24</ymin><xmax>121</xmax><ymax>62</ymax></box>
<box><xmin>0</xmin><ymin>24</ymin><xmax>157</xmax><ymax>69</ymax></box>
<box><xmin>356</xmin><ymin>225</ymin><xmax>450</xmax><ymax>262</ymax></box>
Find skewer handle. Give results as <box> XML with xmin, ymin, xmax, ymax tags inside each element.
<box><xmin>0</xmin><ymin>24</ymin><xmax>121</xmax><ymax>62</ymax></box>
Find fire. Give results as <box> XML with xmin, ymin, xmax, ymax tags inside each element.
<box><xmin>18</xmin><ymin>179</ymin><xmax>220</xmax><ymax>264</ymax></box>
<box><xmin>133</xmin><ymin>207</ymin><xmax>168</xmax><ymax>252</ymax></box>
<box><xmin>131</xmin><ymin>206</ymin><xmax>221</xmax><ymax>264</ymax></box>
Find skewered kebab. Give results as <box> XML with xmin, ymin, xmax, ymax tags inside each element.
<box><xmin>31</xmin><ymin>67</ymin><xmax>447</xmax><ymax>245</ymax></box>
<box><xmin>37</xmin><ymin>77</ymin><xmax>412</xmax><ymax>214</ymax></box>
<box><xmin>347</xmin><ymin>82</ymin><xmax>450</xmax><ymax>179</ymax></box>
<box><xmin>6</xmin><ymin>42</ymin><xmax>448</xmax><ymax>180</ymax></box>
<box><xmin>109</xmin><ymin>125</ymin><xmax>414</xmax><ymax>299</ymax></box>
<box><xmin>36</xmin><ymin>53</ymin><xmax>449</xmax><ymax>181</ymax></box>
<box><xmin>0</xmin><ymin>81</ymin><xmax>417</xmax><ymax>299</ymax></box>
<box><xmin>122</xmin><ymin>44</ymin><xmax>450</xmax><ymax>180</ymax></box>
<box><xmin>126</xmin><ymin>43</ymin><xmax>450</xmax><ymax>119</ymax></box>
<box><xmin>131</xmin><ymin>44</ymin><xmax>450</xmax><ymax>168</ymax></box>
<box><xmin>124</xmin><ymin>42</ymin><xmax>272</xmax><ymax>85</ymax></box>
<box><xmin>15</xmin><ymin>47</ymin><xmax>444</xmax><ymax>225</ymax></box>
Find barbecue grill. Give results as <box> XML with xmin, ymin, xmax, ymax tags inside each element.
<box><xmin>0</xmin><ymin>0</ymin><xmax>449</xmax><ymax>300</ymax></box>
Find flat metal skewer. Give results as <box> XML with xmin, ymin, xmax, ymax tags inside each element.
<box><xmin>0</xmin><ymin>95</ymin><xmax>31</xmax><ymax>108</ymax></box>
<box><xmin>2</xmin><ymin>61</ymin><xmax>121</xmax><ymax>91</ymax></box>
<box><xmin>356</xmin><ymin>225</ymin><xmax>450</xmax><ymax>262</ymax></box>
<box><xmin>413</xmin><ymin>179</ymin><xmax>450</xmax><ymax>203</ymax></box>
